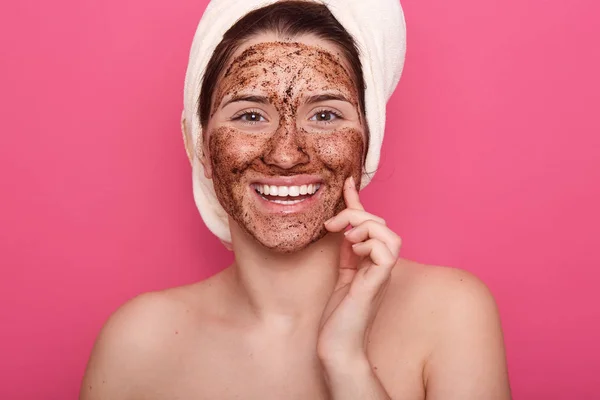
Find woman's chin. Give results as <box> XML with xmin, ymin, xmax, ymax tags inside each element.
<box><xmin>252</xmin><ymin>225</ymin><xmax>328</xmax><ymax>253</ymax></box>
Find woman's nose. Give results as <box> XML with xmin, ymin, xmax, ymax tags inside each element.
<box><xmin>262</xmin><ymin>122</ymin><xmax>309</xmax><ymax>170</ymax></box>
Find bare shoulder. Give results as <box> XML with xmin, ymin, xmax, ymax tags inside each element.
<box><xmin>79</xmin><ymin>275</ymin><xmax>223</xmax><ymax>400</ymax></box>
<box><xmin>389</xmin><ymin>259</ymin><xmax>499</xmax><ymax>311</ymax></box>
<box><xmin>383</xmin><ymin>259</ymin><xmax>511</xmax><ymax>399</ymax></box>
<box><xmin>386</xmin><ymin>258</ymin><xmax>505</xmax><ymax>346</ymax></box>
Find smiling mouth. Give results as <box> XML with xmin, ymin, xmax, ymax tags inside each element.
<box><xmin>251</xmin><ymin>183</ymin><xmax>322</xmax><ymax>205</ymax></box>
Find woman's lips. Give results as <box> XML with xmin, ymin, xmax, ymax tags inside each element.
<box><xmin>250</xmin><ymin>181</ymin><xmax>323</xmax><ymax>214</ymax></box>
<box><xmin>250</xmin><ymin>174</ymin><xmax>323</xmax><ymax>187</ymax></box>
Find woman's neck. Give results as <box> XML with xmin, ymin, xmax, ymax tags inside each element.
<box><xmin>226</xmin><ymin>218</ymin><xmax>343</xmax><ymax>331</ymax></box>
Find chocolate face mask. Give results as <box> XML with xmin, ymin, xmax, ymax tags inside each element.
<box><xmin>204</xmin><ymin>41</ymin><xmax>365</xmax><ymax>253</ymax></box>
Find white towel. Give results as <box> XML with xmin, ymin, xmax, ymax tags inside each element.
<box><xmin>181</xmin><ymin>0</ymin><xmax>406</xmax><ymax>244</ymax></box>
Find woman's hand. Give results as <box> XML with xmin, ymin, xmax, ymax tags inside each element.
<box><xmin>317</xmin><ymin>176</ymin><xmax>402</xmax><ymax>369</ymax></box>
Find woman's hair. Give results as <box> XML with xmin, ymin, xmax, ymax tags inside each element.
<box><xmin>197</xmin><ymin>0</ymin><xmax>367</xmax><ymax>136</ymax></box>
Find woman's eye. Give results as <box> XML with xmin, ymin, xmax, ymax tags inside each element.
<box><xmin>310</xmin><ymin>110</ymin><xmax>340</xmax><ymax>123</ymax></box>
<box><xmin>233</xmin><ymin>111</ymin><xmax>266</xmax><ymax>124</ymax></box>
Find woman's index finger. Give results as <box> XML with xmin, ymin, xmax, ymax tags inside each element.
<box><xmin>343</xmin><ymin>176</ymin><xmax>364</xmax><ymax>211</ymax></box>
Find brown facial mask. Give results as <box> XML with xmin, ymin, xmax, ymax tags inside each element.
<box><xmin>205</xmin><ymin>42</ymin><xmax>365</xmax><ymax>253</ymax></box>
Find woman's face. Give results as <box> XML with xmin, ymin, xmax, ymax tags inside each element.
<box><xmin>202</xmin><ymin>34</ymin><xmax>365</xmax><ymax>252</ymax></box>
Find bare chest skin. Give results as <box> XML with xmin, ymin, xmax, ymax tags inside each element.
<box><xmin>139</xmin><ymin>266</ymin><xmax>427</xmax><ymax>400</ymax></box>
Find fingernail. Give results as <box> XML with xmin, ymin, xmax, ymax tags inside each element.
<box><xmin>344</xmin><ymin>228</ymin><xmax>354</xmax><ymax>236</ymax></box>
<box><xmin>350</xmin><ymin>176</ymin><xmax>356</xmax><ymax>189</ymax></box>
<box><xmin>324</xmin><ymin>217</ymin><xmax>334</xmax><ymax>225</ymax></box>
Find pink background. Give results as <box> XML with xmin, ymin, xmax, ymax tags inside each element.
<box><xmin>1</xmin><ymin>0</ymin><xmax>599</xmax><ymax>398</ymax></box>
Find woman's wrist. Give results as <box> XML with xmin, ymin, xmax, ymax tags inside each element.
<box><xmin>321</xmin><ymin>354</ymin><xmax>391</xmax><ymax>400</ymax></box>
<box><xmin>320</xmin><ymin>351</ymin><xmax>371</xmax><ymax>375</ymax></box>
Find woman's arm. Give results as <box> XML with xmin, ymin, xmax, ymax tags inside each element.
<box><xmin>423</xmin><ymin>270</ymin><xmax>512</xmax><ymax>400</ymax></box>
<box><xmin>318</xmin><ymin>177</ymin><xmax>399</xmax><ymax>399</ymax></box>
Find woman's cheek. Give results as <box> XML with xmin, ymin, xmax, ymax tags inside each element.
<box><xmin>313</xmin><ymin>128</ymin><xmax>364</xmax><ymax>176</ymax></box>
<box><xmin>207</xmin><ymin>127</ymin><xmax>269</xmax><ymax>216</ymax></box>
<box><xmin>208</xmin><ymin>127</ymin><xmax>267</xmax><ymax>173</ymax></box>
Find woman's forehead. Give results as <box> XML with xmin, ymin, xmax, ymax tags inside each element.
<box><xmin>220</xmin><ymin>44</ymin><xmax>353</xmax><ymax>90</ymax></box>
<box><xmin>215</xmin><ymin>43</ymin><xmax>358</xmax><ymax>107</ymax></box>
<box><xmin>223</xmin><ymin>35</ymin><xmax>353</xmax><ymax>79</ymax></box>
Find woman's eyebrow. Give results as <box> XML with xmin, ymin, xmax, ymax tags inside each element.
<box><xmin>221</xmin><ymin>93</ymin><xmax>352</xmax><ymax>109</ymax></box>
<box><xmin>221</xmin><ymin>95</ymin><xmax>269</xmax><ymax>108</ymax></box>
<box><xmin>305</xmin><ymin>93</ymin><xmax>352</xmax><ymax>104</ymax></box>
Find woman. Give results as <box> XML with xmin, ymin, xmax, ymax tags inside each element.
<box><xmin>81</xmin><ymin>1</ymin><xmax>511</xmax><ymax>399</ymax></box>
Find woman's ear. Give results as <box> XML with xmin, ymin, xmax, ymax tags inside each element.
<box><xmin>181</xmin><ymin>114</ymin><xmax>194</xmax><ymax>167</ymax></box>
<box><xmin>199</xmin><ymin>139</ymin><xmax>213</xmax><ymax>180</ymax></box>
<box><xmin>181</xmin><ymin>113</ymin><xmax>213</xmax><ymax>179</ymax></box>
<box><xmin>195</xmin><ymin>129</ymin><xmax>213</xmax><ymax>179</ymax></box>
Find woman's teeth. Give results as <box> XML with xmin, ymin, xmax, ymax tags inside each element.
<box><xmin>252</xmin><ymin>183</ymin><xmax>321</xmax><ymax>204</ymax></box>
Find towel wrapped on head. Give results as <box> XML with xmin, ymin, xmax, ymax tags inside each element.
<box><xmin>181</xmin><ymin>0</ymin><xmax>407</xmax><ymax>245</ymax></box>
